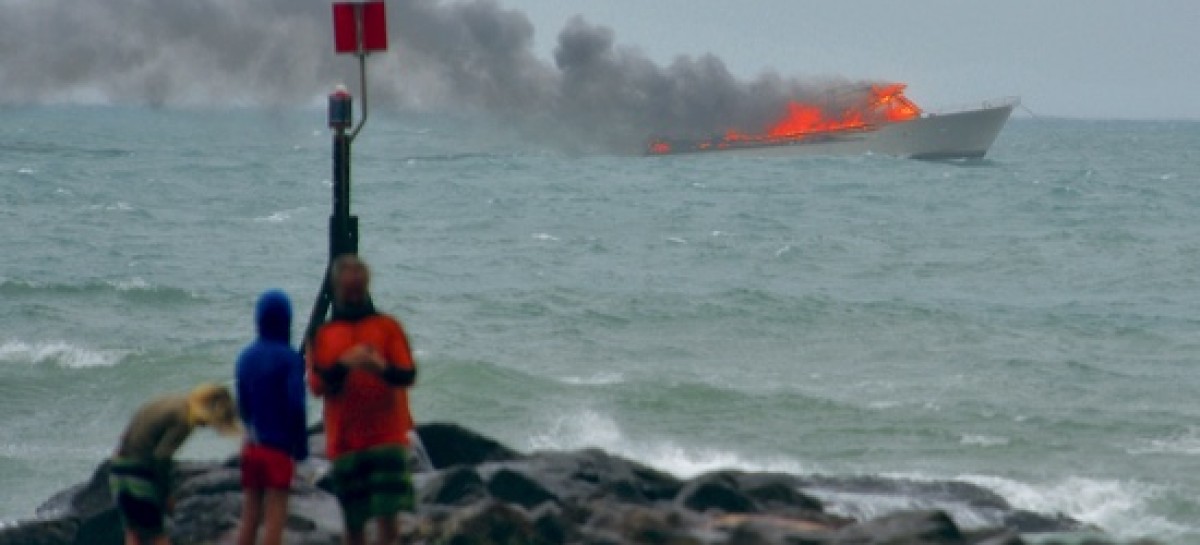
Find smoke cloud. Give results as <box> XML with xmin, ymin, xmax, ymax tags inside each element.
<box><xmin>0</xmin><ymin>0</ymin><xmax>885</xmax><ymax>152</ymax></box>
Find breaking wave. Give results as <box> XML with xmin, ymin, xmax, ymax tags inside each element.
<box><xmin>958</xmin><ymin>474</ymin><xmax>1191</xmax><ymax>540</ymax></box>
<box><xmin>0</xmin><ymin>340</ymin><xmax>130</xmax><ymax>368</ymax></box>
<box><xmin>523</xmin><ymin>407</ymin><xmax>1191</xmax><ymax>539</ymax></box>
<box><xmin>0</xmin><ymin>277</ymin><xmax>201</xmax><ymax>302</ymax></box>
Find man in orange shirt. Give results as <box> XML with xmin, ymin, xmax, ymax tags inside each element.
<box><xmin>307</xmin><ymin>254</ymin><xmax>417</xmax><ymax>545</ymax></box>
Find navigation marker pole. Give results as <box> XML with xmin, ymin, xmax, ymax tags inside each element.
<box><xmin>302</xmin><ymin>1</ymin><xmax>389</xmax><ymax>349</ymax></box>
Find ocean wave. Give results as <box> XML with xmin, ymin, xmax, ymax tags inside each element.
<box><xmin>1128</xmin><ymin>427</ymin><xmax>1200</xmax><ymax>456</ymax></box>
<box><xmin>524</xmin><ymin>408</ymin><xmax>1192</xmax><ymax>539</ymax></box>
<box><xmin>0</xmin><ymin>277</ymin><xmax>201</xmax><ymax>302</ymax></box>
<box><xmin>82</xmin><ymin>201</ymin><xmax>134</xmax><ymax>212</ymax></box>
<box><xmin>557</xmin><ymin>372</ymin><xmax>624</xmax><ymax>386</ymax></box>
<box><xmin>527</xmin><ymin>409</ymin><xmax>812</xmax><ymax>478</ymax></box>
<box><xmin>957</xmin><ymin>474</ymin><xmax>1191</xmax><ymax>539</ymax></box>
<box><xmin>958</xmin><ymin>434</ymin><xmax>1011</xmax><ymax>447</ymax></box>
<box><xmin>253</xmin><ymin>206</ymin><xmax>308</xmax><ymax>223</ymax></box>
<box><xmin>0</xmin><ymin>340</ymin><xmax>129</xmax><ymax>368</ymax></box>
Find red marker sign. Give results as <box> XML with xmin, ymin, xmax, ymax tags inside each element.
<box><xmin>333</xmin><ymin>1</ymin><xmax>388</xmax><ymax>55</ymax></box>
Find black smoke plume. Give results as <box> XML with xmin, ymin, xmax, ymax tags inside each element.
<box><xmin>0</xmin><ymin>0</ymin><xmax>878</xmax><ymax>152</ymax></box>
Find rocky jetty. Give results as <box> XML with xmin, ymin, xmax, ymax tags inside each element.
<box><xmin>0</xmin><ymin>422</ymin><xmax>1147</xmax><ymax>545</ymax></box>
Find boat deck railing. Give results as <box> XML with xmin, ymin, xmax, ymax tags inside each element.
<box><xmin>922</xmin><ymin>96</ymin><xmax>1021</xmax><ymax>117</ymax></box>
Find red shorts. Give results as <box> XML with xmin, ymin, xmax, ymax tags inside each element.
<box><xmin>241</xmin><ymin>444</ymin><xmax>295</xmax><ymax>490</ymax></box>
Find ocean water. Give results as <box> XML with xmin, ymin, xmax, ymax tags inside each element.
<box><xmin>2</xmin><ymin>107</ymin><xmax>1200</xmax><ymax>541</ymax></box>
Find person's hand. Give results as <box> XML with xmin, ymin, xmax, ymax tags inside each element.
<box><xmin>340</xmin><ymin>344</ymin><xmax>386</xmax><ymax>371</ymax></box>
<box><xmin>339</xmin><ymin>344</ymin><xmax>373</xmax><ymax>366</ymax></box>
<box><xmin>359</xmin><ymin>346</ymin><xmax>387</xmax><ymax>372</ymax></box>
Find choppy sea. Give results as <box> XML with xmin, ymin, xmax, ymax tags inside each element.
<box><xmin>2</xmin><ymin>107</ymin><xmax>1199</xmax><ymax>541</ymax></box>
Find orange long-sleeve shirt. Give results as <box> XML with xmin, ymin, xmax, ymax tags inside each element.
<box><xmin>307</xmin><ymin>313</ymin><xmax>416</xmax><ymax>459</ymax></box>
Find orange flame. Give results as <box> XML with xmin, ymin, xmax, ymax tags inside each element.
<box><xmin>649</xmin><ymin>84</ymin><xmax>922</xmax><ymax>155</ymax></box>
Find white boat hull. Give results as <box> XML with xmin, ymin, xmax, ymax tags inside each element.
<box><xmin>657</xmin><ymin>99</ymin><xmax>1018</xmax><ymax>160</ymax></box>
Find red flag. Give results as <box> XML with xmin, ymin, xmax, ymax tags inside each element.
<box><xmin>333</xmin><ymin>2</ymin><xmax>388</xmax><ymax>54</ymax></box>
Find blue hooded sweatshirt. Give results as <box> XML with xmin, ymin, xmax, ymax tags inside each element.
<box><xmin>235</xmin><ymin>290</ymin><xmax>308</xmax><ymax>460</ymax></box>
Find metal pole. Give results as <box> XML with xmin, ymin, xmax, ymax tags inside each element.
<box><xmin>302</xmin><ymin>120</ymin><xmax>360</xmax><ymax>349</ymax></box>
<box><xmin>350</xmin><ymin>54</ymin><xmax>369</xmax><ymax>140</ymax></box>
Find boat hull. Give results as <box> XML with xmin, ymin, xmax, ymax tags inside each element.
<box><xmin>656</xmin><ymin>100</ymin><xmax>1017</xmax><ymax>160</ymax></box>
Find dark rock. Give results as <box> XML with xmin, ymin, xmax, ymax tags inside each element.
<box><xmin>169</xmin><ymin>492</ymin><xmax>242</xmax><ymax>545</ymax></box>
<box><xmin>437</xmin><ymin>500</ymin><xmax>544</xmax><ymax>545</ymax></box>
<box><xmin>1001</xmin><ymin>510</ymin><xmax>1083</xmax><ymax>534</ymax></box>
<box><xmin>583</xmin><ymin>503</ymin><xmax>702</xmax><ymax>545</ymax></box>
<box><xmin>496</xmin><ymin>449</ymin><xmax>682</xmax><ymax>506</ymax></box>
<box><xmin>734</xmin><ymin>474</ymin><xmax>824</xmax><ymax>513</ymax></box>
<box><xmin>29</xmin><ymin>461</ymin><xmax>122</xmax><ymax>545</ymax></box>
<box><xmin>72</xmin><ymin>508</ymin><xmax>123</xmax><ymax>545</ymax></box>
<box><xmin>417</xmin><ymin>422</ymin><xmax>524</xmax><ymax>469</ymax></box>
<box><xmin>677</xmin><ymin>474</ymin><xmax>757</xmax><ymax>514</ymax></box>
<box><xmin>0</xmin><ymin>423</ymin><xmax>1120</xmax><ymax>545</ymax></box>
<box><xmin>529</xmin><ymin>503</ymin><xmax>576</xmax><ymax>544</ymax></box>
<box><xmin>487</xmin><ymin>468</ymin><xmax>558</xmax><ymax>509</ymax></box>
<box><xmin>36</xmin><ymin>461</ymin><xmax>114</xmax><ymax>521</ymax></box>
<box><xmin>173</xmin><ymin>467</ymin><xmax>242</xmax><ymax>499</ymax></box>
<box><xmin>0</xmin><ymin>518</ymin><xmax>78</xmax><ymax>545</ymax></box>
<box><xmin>833</xmin><ymin>510</ymin><xmax>963</xmax><ymax>544</ymax></box>
<box><xmin>422</xmin><ymin>466</ymin><xmax>488</xmax><ymax>506</ymax></box>
<box><xmin>967</xmin><ymin>530</ymin><xmax>1026</xmax><ymax>545</ymax></box>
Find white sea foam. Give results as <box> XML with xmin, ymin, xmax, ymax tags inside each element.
<box><xmin>1128</xmin><ymin>428</ymin><xmax>1200</xmax><ymax>456</ymax></box>
<box><xmin>959</xmin><ymin>434</ymin><xmax>1010</xmax><ymax>447</ymax></box>
<box><xmin>255</xmin><ymin>211</ymin><xmax>291</xmax><ymax>223</ymax></box>
<box><xmin>558</xmin><ymin>372</ymin><xmax>624</xmax><ymax>386</ymax></box>
<box><xmin>84</xmin><ymin>201</ymin><xmax>133</xmax><ymax>212</ymax></box>
<box><xmin>0</xmin><ymin>340</ymin><xmax>128</xmax><ymax>368</ymax></box>
<box><xmin>531</xmin><ymin>233</ymin><xmax>559</xmax><ymax>241</ymax></box>
<box><xmin>107</xmin><ymin>277</ymin><xmax>151</xmax><ymax>291</ymax></box>
<box><xmin>17</xmin><ymin>167</ymin><xmax>35</xmax><ymax>174</ymax></box>
<box><xmin>957</xmin><ymin>474</ymin><xmax>1190</xmax><ymax>539</ymax></box>
<box><xmin>666</xmin><ymin>237</ymin><xmax>687</xmax><ymax>245</ymax></box>
<box><xmin>527</xmin><ymin>410</ymin><xmax>810</xmax><ymax>478</ymax></box>
<box><xmin>526</xmin><ymin>410</ymin><xmax>1192</xmax><ymax>539</ymax></box>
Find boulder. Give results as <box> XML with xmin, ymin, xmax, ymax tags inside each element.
<box><xmin>416</xmin><ymin>423</ymin><xmax>523</xmax><ymax>469</ymax></box>
<box><xmin>486</xmin><ymin>468</ymin><xmax>558</xmax><ymax>509</ymax></box>
<box><xmin>1001</xmin><ymin>510</ymin><xmax>1084</xmax><ymax>534</ymax></box>
<box><xmin>493</xmin><ymin>449</ymin><xmax>682</xmax><ymax>505</ymax></box>
<box><xmin>0</xmin><ymin>422</ymin><xmax>1127</xmax><ymax>545</ymax></box>
<box><xmin>582</xmin><ymin>503</ymin><xmax>703</xmax><ymax>545</ymax></box>
<box><xmin>0</xmin><ymin>519</ymin><xmax>78</xmax><ymax>545</ymax></box>
<box><xmin>832</xmin><ymin>510</ymin><xmax>963</xmax><ymax>544</ymax></box>
<box><xmin>435</xmin><ymin>500</ymin><xmax>545</xmax><ymax>545</ymax></box>
<box><xmin>676</xmin><ymin>475</ymin><xmax>757</xmax><ymax>514</ymax></box>
<box><xmin>421</xmin><ymin>466</ymin><xmax>488</xmax><ymax>506</ymax></box>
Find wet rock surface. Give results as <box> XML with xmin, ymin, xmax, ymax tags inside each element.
<box><xmin>1</xmin><ymin>422</ymin><xmax>1155</xmax><ymax>545</ymax></box>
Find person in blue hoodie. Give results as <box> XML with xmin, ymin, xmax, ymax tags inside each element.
<box><xmin>234</xmin><ymin>290</ymin><xmax>308</xmax><ymax>545</ymax></box>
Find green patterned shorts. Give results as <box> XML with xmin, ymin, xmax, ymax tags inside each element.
<box><xmin>331</xmin><ymin>445</ymin><xmax>415</xmax><ymax>530</ymax></box>
<box><xmin>108</xmin><ymin>457</ymin><xmax>171</xmax><ymax>536</ymax></box>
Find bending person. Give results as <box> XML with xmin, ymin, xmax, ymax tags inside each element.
<box><xmin>110</xmin><ymin>384</ymin><xmax>240</xmax><ymax>545</ymax></box>
<box><xmin>236</xmin><ymin>290</ymin><xmax>309</xmax><ymax>545</ymax></box>
<box><xmin>307</xmin><ymin>254</ymin><xmax>418</xmax><ymax>545</ymax></box>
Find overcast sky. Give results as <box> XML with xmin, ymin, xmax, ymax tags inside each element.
<box><xmin>515</xmin><ymin>0</ymin><xmax>1200</xmax><ymax>120</ymax></box>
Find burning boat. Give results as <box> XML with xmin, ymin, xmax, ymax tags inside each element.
<box><xmin>647</xmin><ymin>85</ymin><xmax>1018</xmax><ymax>160</ymax></box>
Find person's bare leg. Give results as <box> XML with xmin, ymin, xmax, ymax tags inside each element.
<box><xmin>151</xmin><ymin>533</ymin><xmax>171</xmax><ymax>545</ymax></box>
<box><xmin>261</xmin><ymin>489</ymin><xmax>289</xmax><ymax>545</ymax></box>
<box><xmin>237</xmin><ymin>488</ymin><xmax>264</xmax><ymax>545</ymax></box>
<box><xmin>124</xmin><ymin>529</ymin><xmax>139</xmax><ymax>545</ymax></box>
<box><xmin>376</xmin><ymin>516</ymin><xmax>399</xmax><ymax>545</ymax></box>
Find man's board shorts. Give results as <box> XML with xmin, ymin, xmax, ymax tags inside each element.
<box><xmin>241</xmin><ymin>443</ymin><xmax>295</xmax><ymax>490</ymax></box>
<box><xmin>330</xmin><ymin>444</ymin><xmax>414</xmax><ymax>529</ymax></box>
<box><xmin>108</xmin><ymin>457</ymin><xmax>171</xmax><ymax>537</ymax></box>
